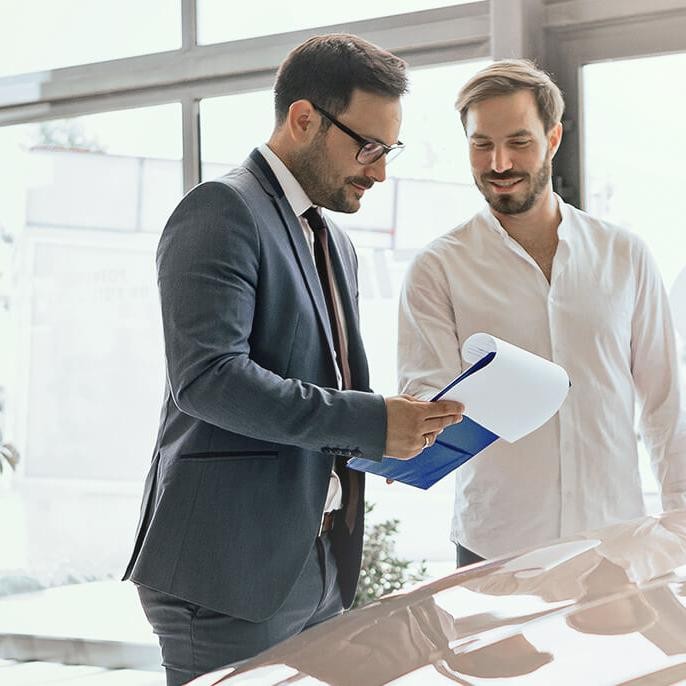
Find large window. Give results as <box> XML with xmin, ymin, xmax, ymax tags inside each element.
<box><xmin>200</xmin><ymin>89</ymin><xmax>274</xmax><ymax>181</ymax></box>
<box><xmin>0</xmin><ymin>0</ymin><xmax>181</xmax><ymax>77</ymax></box>
<box><xmin>1</xmin><ymin>0</ymin><xmax>681</xmax><ymax>619</ymax></box>
<box><xmin>583</xmin><ymin>53</ymin><xmax>686</xmax><ymax>291</ymax></box>
<box><xmin>2</xmin><ymin>104</ymin><xmax>181</xmax><ymax>479</ymax></box>
<box><xmin>0</xmin><ymin>103</ymin><xmax>181</xmax><ymax>591</ymax></box>
<box><xmin>5</xmin><ymin>1</ymin><xmax>686</xmax><ymax>677</ymax></box>
<box><xmin>582</xmin><ymin>52</ymin><xmax>686</xmax><ymax>501</ymax></box>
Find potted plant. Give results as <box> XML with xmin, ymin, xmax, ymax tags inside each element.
<box><xmin>354</xmin><ymin>502</ymin><xmax>428</xmax><ymax>608</ymax></box>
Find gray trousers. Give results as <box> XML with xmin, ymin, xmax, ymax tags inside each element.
<box><xmin>137</xmin><ymin>533</ymin><xmax>343</xmax><ymax>686</ymax></box>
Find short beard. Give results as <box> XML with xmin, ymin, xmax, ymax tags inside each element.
<box><xmin>477</xmin><ymin>155</ymin><xmax>552</xmax><ymax>215</ymax></box>
<box><xmin>289</xmin><ymin>132</ymin><xmax>357</xmax><ymax>213</ymax></box>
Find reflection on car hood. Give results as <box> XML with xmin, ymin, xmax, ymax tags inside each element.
<box><xmin>188</xmin><ymin>509</ymin><xmax>686</xmax><ymax>685</ymax></box>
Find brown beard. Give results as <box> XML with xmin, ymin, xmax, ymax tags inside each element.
<box><xmin>476</xmin><ymin>154</ymin><xmax>552</xmax><ymax>215</ymax></box>
<box><xmin>289</xmin><ymin>133</ymin><xmax>366</xmax><ymax>214</ymax></box>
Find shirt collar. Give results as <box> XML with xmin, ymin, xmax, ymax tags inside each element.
<box><xmin>480</xmin><ymin>193</ymin><xmax>574</xmax><ymax>242</ymax></box>
<box><xmin>556</xmin><ymin>194</ymin><xmax>574</xmax><ymax>242</ymax></box>
<box><xmin>258</xmin><ymin>143</ymin><xmax>313</xmax><ymax>217</ymax></box>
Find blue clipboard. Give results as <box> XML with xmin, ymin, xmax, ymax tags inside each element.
<box><xmin>346</xmin><ymin>352</ymin><xmax>499</xmax><ymax>489</ymax></box>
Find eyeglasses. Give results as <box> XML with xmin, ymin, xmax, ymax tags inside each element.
<box><xmin>312</xmin><ymin>104</ymin><xmax>404</xmax><ymax>165</ymax></box>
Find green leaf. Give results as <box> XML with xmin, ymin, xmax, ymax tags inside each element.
<box><xmin>353</xmin><ymin>499</ymin><xmax>428</xmax><ymax>609</ymax></box>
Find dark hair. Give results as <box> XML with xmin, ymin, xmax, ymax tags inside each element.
<box><xmin>274</xmin><ymin>33</ymin><xmax>408</xmax><ymax>125</ymax></box>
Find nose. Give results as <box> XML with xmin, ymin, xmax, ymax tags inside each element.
<box><xmin>365</xmin><ymin>154</ymin><xmax>387</xmax><ymax>183</ymax></box>
<box><xmin>491</xmin><ymin>145</ymin><xmax>513</xmax><ymax>174</ymax></box>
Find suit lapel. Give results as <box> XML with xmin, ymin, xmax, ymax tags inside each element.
<box><xmin>245</xmin><ymin>150</ymin><xmax>337</xmax><ymax>366</ymax></box>
<box><xmin>326</xmin><ymin>221</ymin><xmax>368</xmax><ymax>387</ymax></box>
<box><xmin>326</xmin><ymin>223</ymin><xmax>357</xmax><ymax>320</ymax></box>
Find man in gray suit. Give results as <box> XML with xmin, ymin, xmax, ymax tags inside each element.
<box><xmin>124</xmin><ymin>33</ymin><xmax>464</xmax><ymax>685</ymax></box>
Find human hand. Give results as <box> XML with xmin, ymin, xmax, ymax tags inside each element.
<box><xmin>384</xmin><ymin>395</ymin><xmax>464</xmax><ymax>460</ymax></box>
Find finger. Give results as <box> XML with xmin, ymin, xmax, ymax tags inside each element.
<box><xmin>423</xmin><ymin>416</ymin><xmax>461</xmax><ymax>434</ymax></box>
<box><xmin>423</xmin><ymin>400</ymin><xmax>465</xmax><ymax>418</ymax></box>
<box><xmin>423</xmin><ymin>403</ymin><xmax>464</xmax><ymax>420</ymax></box>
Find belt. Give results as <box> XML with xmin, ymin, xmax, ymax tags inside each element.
<box><xmin>319</xmin><ymin>511</ymin><xmax>336</xmax><ymax>536</ymax></box>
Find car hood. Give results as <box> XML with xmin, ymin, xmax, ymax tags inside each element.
<box><xmin>188</xmin><ymin>509</ymin><xmax>686</xmax><ymax>685</ymax></box>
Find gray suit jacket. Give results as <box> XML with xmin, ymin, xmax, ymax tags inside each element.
<box><xmin>123</xmin><ymin>149</ymin><xmax>387</xmax><ymax>622</ymax></box>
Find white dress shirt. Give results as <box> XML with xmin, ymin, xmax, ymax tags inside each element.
<box><xmin>259</xmin><ymin>144</ymin><xmax>342</xmax><ymax>513</ymax></box>
<box><xmin>398</xmin><ymin>195</ymin><xmax>686</xmax><ymax>558</ymax></box>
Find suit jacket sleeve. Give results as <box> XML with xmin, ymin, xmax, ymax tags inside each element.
<box><xmin>157</xmin><ymin>181</ymin><xmax>387</xmax><ymax>459</ymax></box>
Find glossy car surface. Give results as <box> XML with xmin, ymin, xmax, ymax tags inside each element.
<box><xmin>188</xmin><ymin>510</ymin><xmax>686</xmax><ymax>685</ymax></box>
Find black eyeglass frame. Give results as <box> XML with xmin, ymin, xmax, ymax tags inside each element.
<box><xmin>312</xmin><ymin>103</ymin><xmax>404</xmax><ymax>165</ymax></box>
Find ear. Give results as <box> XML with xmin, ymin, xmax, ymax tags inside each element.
<box><xmin>285</xmin><ymin>99</ymin><xmax>321</xmax><ymax>145</ymax></box>
<box><xmin>548</xmin><ymin>121</ymin><xmax>563</xmax><ymax>159</ymax></box>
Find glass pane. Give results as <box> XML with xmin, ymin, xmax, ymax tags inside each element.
<box><xmin>0</xmin><ymin>103</ymin><xmax>181</xmax><ymax>595</ymax></box>
<box><xmin>0</xmin><ymin>0</ymin><xmax>181</xmax><ymax>77</ymax></box>
<box><xmin>584</xmin><ymin>54</ymin><xmax>686</xmax><ymax>290</ymax></box>
<box><xmin>197</xmin><ymin>0</ymin><xmax>475</xmax><ymax>45</ymax></box>
<box><xmin>199</xmin><ymin>60</ymin><xmax>488</xmax><ymax>575</ymax></box>
<box><xmin>583</xmin><ymin>53</ymin><xmax>686</xmax><ymax>502</ymax></box>
<box><xmin>200</xmin><ymin>89</ymin><xmax>275</xmax><ymax>180</ymax></box>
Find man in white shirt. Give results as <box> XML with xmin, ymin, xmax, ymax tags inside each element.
<box><xmin>398</xmin><ymin>59</ymin><xmax>686</xmax><ymax>567</ymax></box>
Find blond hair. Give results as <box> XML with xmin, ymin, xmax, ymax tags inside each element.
<box><xmin>456</xmin><ymin>59</ymin><xmax>564</xmax><ymax>132</ymax></box>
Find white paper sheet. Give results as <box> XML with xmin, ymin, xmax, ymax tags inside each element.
<box><xmin>439</xmin><ymin>332</ymin><xmax>570</xmax><ymax>442</ymax></box>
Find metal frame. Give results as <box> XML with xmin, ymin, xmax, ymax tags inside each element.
<box><xmin>0</xmin><ymin>3</ymin><xmax>490</xmax><ymax>118</ymax></box>
<box><xmin>1</xmin><ymin>0</ymin><xmax>686</xmax><ymax>199</ymax></box>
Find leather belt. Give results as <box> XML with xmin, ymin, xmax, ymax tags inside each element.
<box><xmin>319</xmin><ymin>511</ymin><xmax>336</xmax><ymax>536</ymax></box>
